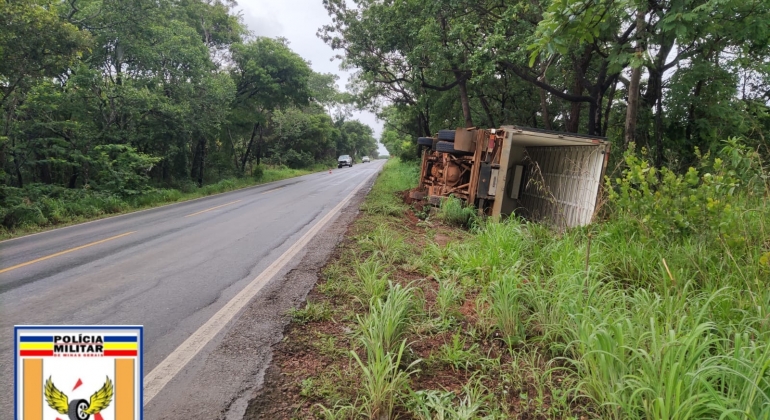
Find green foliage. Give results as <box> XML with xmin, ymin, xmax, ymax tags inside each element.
<box><xmin>0</xmin><ymin>1</ymin><xmax>380</xmax><ymax>235</ymax></box>
<box><xmin>351</xmin><ymin>339</ymin><xmax>418</xmax><ymax>420</ymax></box>
<box><xmin>488</xmin><ymin>272</ymin><xmax>525</xmax><ymax>348</ymax></box>
<box><xmin>352</xmin><ymin>258</ymin><xmax>389</xmax><ymax>305</ymax></box>
<box><xmin>608</xmin><ymin>139</ymin><xmax>767</xmax><ymax>240</ymax></box>
<box><xmin>91</xmin><ymin>145</ymin><xmax>161</xmax><ymax>196</ymax></box>
<box><xmin>357</xmin><ymin>283</ymin><xmax>415</xmax><ymax>359</ymax></box>
<box><xmin>407</xmin><ymin>381</ymin><xmax>488</xmax><ymax>420</ymax></box>
<box><xmin>435</xmin><ymin>333</ymin><xmax>479</xmax><ymax>371</ymax></box>
<box><xmin>436</xmin><ymin>196</ymin><xmax>478</xmax><ymax>229</ymax></box>
<box><xmin>290</xmin><ymin>301</ymin><xmax>332</xmax><ymax>325</ymax></box>
<box><xmin>360</xmin><ymin>159</ymin><xmax>418</xmax><ymax>217</ymax></box>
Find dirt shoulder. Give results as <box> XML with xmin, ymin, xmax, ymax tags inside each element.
<box><xmin>141</xmin><ymin>174</ymin><xmax>375</xmax><ymax>420</ymax></box>
<box><xmin>242</xmin><ymin>160</ymin><xmax>594</xmax><ymax>420</ymax></box>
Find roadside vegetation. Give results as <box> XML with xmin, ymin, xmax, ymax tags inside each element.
<box><xmin>1</xmin><ymin>1</ymin><xmax>379</xmax><ymax>237</ymax></box>
<box><xmin>250</xmin><ymin>150</ymin><xmax>769</xmax><ymax>420</ymax></box>
<box><xmin>0</xmin><ymin>164</ymin><xmax>328</xmax><ymax>239</ymax></box>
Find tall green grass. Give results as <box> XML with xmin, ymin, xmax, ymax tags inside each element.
<box><xmin>434</xmin><ymin>206</ymin><xmax>770</xmax><ymax>419</ymax></box>
<box><xmin>436</xmin><ymin>195</ymin><xmax>478</xmax><ymax>228</ymax></box>
<box><xmin>350</xmin><ymin>283</ymin><xmax>420</xmax><ymax>420</ymax></box>
<box><xmin>308</xmin><ymin>153</ymin><xmax>769</xmax><ymax>419</ymax></box>
<box><xmin>359</xmin><ymin>158</ymin><xmax>418</xmax><ymax>216</ymax></box>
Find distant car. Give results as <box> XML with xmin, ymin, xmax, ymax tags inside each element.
<box><xmin>362</xmin><ymin>156</ymin><xmax>370</xmax><ymax>163</ymax></box>
<box><xmin>338</xmin><ymin>155</ymin><xmax>353</xmax><ymax>168</ymax></box>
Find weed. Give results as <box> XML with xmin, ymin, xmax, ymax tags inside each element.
<box><xmin>407</xmin><ymin>378</ymin><xmax>489</xmax><ymax>420</ymax></box>
<box><xmin>435</xmin><ymin>333</ymin><xmax>480</xmax><ymax>370</ymax></box>
<box><xmin>316</xmin><ymin>333</ymin><xmax>347</xmax><ymax>359</ymax></box>
<box><xmin>359</xmin><ymin>226</ymin><xmax>407</xmax><ymax>265</ymax></box>
<box><xmin>289</xmin><ymin>301</ymin><xmax>332</xmax><ymax>325</ymax></box>
<box><xmin>436</xmin><ymin>196</ymin><xmax>477</xmax><ymax>228</ymax></box>
<box><xmin>357</xmin><ymin>282</ymin><xmax>415</xmax><ymax>358</ymax></box>
<box><xmin>352</xmin><ymin>258</ymin><xmax>389</xmax><ymax>305</ymax></box>
<box><xmin>488</xmin><ymin>271</ymin><xmax>525</xmax><ymax>349</ymax></box>
<box><xmin>434</xmin><ymin>277</ymin><xmax>464</xmax><ymax>320</ymax></box>
<box><xmin>352</xmin><ymin>340</ymin><xmax>420</xmax><ymax>420</ymax></box>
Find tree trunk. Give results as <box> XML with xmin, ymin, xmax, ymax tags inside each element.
<box><xmin>12</xmin><ymin>151</ymin><xmax>23</xmax><ymax>187</ymax></box>
<box><xmin>68</xmin><ymin>168</ymin><xmax>79</xmax><ymax>188</ymax></box>
<box><xmin>256</xmin><ymin>124</ymin><xmax>263</xmax><ymax>166</ymax></box>
<box><xmin>603</xmin><ymin>79</ymin><xmax>617</xmax><ymax>137</ymax></box>
<box><xmin>456</xmin><ymin>74</ymin><xmax>473</xmax><ymax>128</ymax></box>
<box><xmin>588</xmin><ymin>99</ymin><xmax>599</xmax><ymax>136</ymax></box>
<box><xmin>624</xmin><ymin>7</ymin><xmax>645</xmax><ymax>149</ymax></box>
<box><xmin>10</xmin><ymin>134</ymin><xmax>23</xmax><ymax>187</ymax></box>
<box><xmin>655</xmin><ymin>78</ymin><xmax>663</xmax><ymax>168</ymax></box>
<box><xmin>191</xmin><ymin>137</ymin><xmax>206</xmax><ymax>186</ymax></box>
<box><xmin>241</xmin><ymin>123</ymin><xmax>259</xmax><ymax>173</ymax></box>
<box><xmin>198</xmin><ymin>142</ymin><xmax>206</xmax><ymax>187</ymax></box>
<box><xmin>479</xmin><ymin>96</ymin><xmax>497</xmax><ymax>128</ymax></box>
<box><xmin>685</xmin><ymin>80</ymin><xmax>703</xmax><ymax>144</ymax></box>
<box><xmin>567</xmin><ymin>74</ymin><xmax>583</xmax><ymax>133</ymax></box>
<box><xmin>35</xmin><ymin>151</ymin><xmax>53</xmax><ymax>184</ymax></box>
<box><xmin>418</xmin><ymin>110</ymin><xmax>431</xmax><ymax>137</ymax></box>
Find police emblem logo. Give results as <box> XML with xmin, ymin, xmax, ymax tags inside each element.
<box><xmin>14</xmin><ymin>326</ymin><xmax>143</xmax><ymax>420</ymax></box>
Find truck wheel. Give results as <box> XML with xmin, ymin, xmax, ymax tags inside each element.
<box><xmin>435</xmin><ymin>141</ymin><xmax>471</xmax><ymax>155</ymax></box>
<box><xmin>338</xmin><ymin>165</ymin><xmax>342</xmax><ymax>168</ymax></box>
<box><xmin>417</xmin><ymin>137</ymin><xmax>434</xmax><ymax>146</ymax></box>
<box><xmin>437</xmin><ymin>130</ymin><xmax>455</xmax><ymax>141</ymax></box>
<box><xmin>68</xmin><ymin>399</ymin><xmax>91</xmax><ymax>420</ymax></box>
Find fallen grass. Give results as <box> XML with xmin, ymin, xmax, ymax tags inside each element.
<box><xmin>255</xmin><ymin>157</ymin><xmax>770</xmax><ymax>420</ymax></box>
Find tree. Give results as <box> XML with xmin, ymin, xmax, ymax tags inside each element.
<box><xmin>229</xmin><ymin>37</ymin><xmax>312</xmax><ymax>172</ymax></box>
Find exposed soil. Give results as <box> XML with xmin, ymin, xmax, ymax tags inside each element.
<box><xmin>242</xmin><ymin>190</ymin><xmax>593</xmax><ymax>419</ymax></box>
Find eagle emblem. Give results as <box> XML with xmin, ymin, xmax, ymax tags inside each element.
<box><xmin>44</xmin><ymin>376</ymin><xmax>113</xmax><ymax>420</ymax></box>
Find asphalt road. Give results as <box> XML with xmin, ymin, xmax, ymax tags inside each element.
<box><xmin>0</xmin><ymin>160</ymin><xmax>384</xmax><ymax>418</ymax></box>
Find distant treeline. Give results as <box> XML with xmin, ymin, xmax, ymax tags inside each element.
<box><xmin>0</xmin><ymin>0</ymin><xmax>379</xmax><ymax>197</ymax></box>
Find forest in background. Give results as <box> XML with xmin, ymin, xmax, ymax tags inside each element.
<box><xmin>0</xmin><ymin>0</ymin><xmax>379</xmax><ymax>231</ymax></box>
<box><xmin>323</xmin><ymin>0</ymin><xmax>770</xmax><ymax>165</ymax></box>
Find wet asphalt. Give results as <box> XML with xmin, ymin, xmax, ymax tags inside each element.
<box><xmin>0</xmin><ymin>160</ymin><xmax>384</xmax><ymax>418</ymax></box>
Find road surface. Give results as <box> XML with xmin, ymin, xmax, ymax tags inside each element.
<box><xmin>0</xmin><ymin>160</ymin><xmax>384</xmax><ymax>418</ymax></box>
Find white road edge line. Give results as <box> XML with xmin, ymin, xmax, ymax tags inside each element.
<box><xmin>142</xmin><ymin>164</ymin><xmax>382</xmax><ymax>405</ymax></box>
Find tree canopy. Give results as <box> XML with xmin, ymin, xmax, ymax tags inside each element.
<box><xmin>0</xmin><ymin>0</ymin><xmax>378</xmax><ymax>198</ymax></box>
<box><xmin>321</xmin><ymin>0</ymin><xmax>770</xmax><ymax>165</ymax></box>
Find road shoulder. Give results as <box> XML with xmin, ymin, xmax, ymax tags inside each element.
<box><xmin>142</xmin><ymin>173</ymin><xmax>376</xmax><ymax>420</ymax></box>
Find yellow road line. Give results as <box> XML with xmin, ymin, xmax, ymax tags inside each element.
<box><xmin>184</xmin><ymin>200</ymin><xmax>241</xmax><ymax>218</ymax></box>
<box><xmin>0</xmin><ymin>231</ymin><xmax>136</xmax><ymax>274</ymax></box>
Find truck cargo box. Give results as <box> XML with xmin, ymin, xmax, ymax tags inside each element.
<box><xmin>492</xmin><ymin>126</ymin><xmax>610</xmax><ymax>228</ymax></box>
<box><xmin>416</xmin><ymin>126</ymin><xmax>610</xmax><ymax>228</ymax></box>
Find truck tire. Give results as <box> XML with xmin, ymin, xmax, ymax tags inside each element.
<box><xmin>435</xmin><ymin>140</ymin><xmax>471</xmax><ymax>156</ymax></box>
<box><xmin>437</xmin><ymin>130</ymin><xmax>455</xmax><ymax>141</ymax></box>
<box><xmin>417</xmin><ymin>137</ymin><xmax>433</xmax><ymax>146</ymax></box>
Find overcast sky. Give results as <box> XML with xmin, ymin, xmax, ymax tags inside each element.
<box><xmin>236</xmin><ymin>0</ymin><xmax>389</xmax><ymax>155</ymax></box>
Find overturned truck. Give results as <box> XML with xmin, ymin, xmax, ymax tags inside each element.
<box><xmin>413</xmin><ymin>126</ymin><xmax>610</xmax><ymax>228</ymax></box>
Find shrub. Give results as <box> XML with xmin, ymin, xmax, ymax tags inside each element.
<box><xmin>1</xmin><ymin>204</ymin><xmax>47</xmax><ymax>228</ymax></box>
<box><xmin>251</xmin><ymin>165</ymin><xmax>264</xmax><ymax>180</ymax></box>
<box><xmin>608</xmin><ymin>138</ymin><xmax>767</xmax><ymax>242</ymax></box>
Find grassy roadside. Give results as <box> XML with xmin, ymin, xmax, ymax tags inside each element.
<box><xmin>248</xmin><ymin>155</ymin><xmax>770</xmax><ymax>420</ymax></box>
<box><xmin>0</xmin><ymin>165</ymin><xmax>328</xmax><ymax>240</ymax></box>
